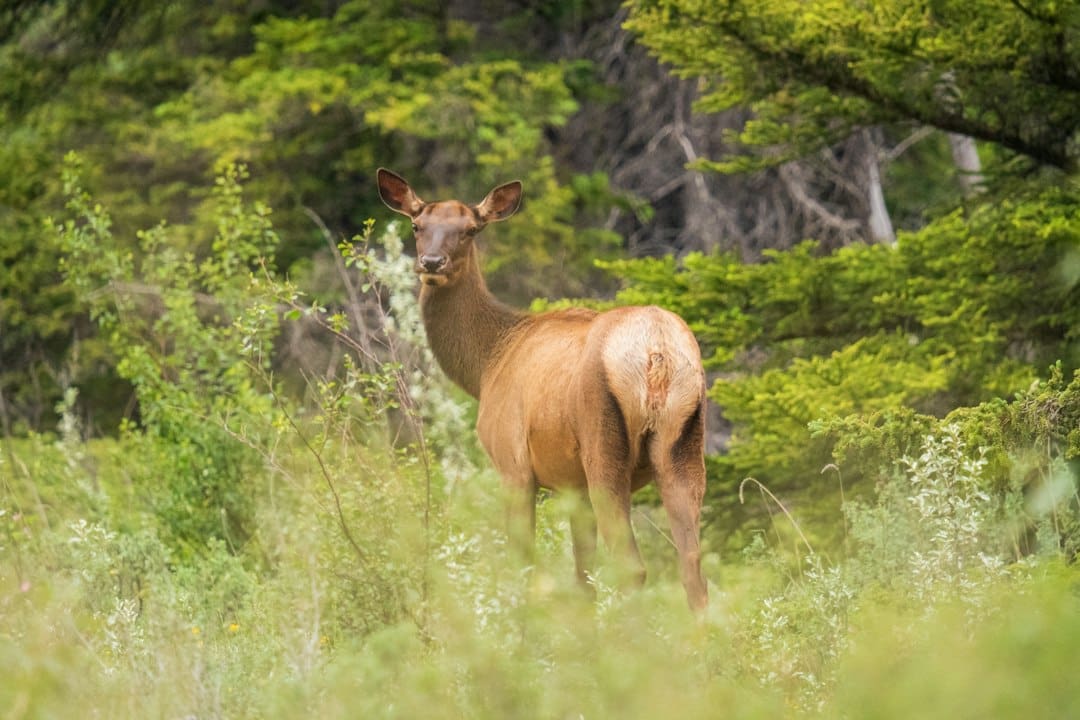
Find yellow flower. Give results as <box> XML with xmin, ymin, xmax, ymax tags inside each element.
<box><xmin>191</xmin><ymin>626</ymin><xmax>200</xmax><ymax>637</ymax></box>
<box><xmin>228</xmin><ymin>623</ymin><xmax>240</xmax><ymax>634</ymax></box>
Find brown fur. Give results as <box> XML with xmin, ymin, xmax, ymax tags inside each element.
<box><xmin>377</xmin><ymin>169</ymin><xmax>708</xmax><ymax>611</ymax></box>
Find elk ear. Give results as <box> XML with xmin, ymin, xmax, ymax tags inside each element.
<box><xmin>475</xmin><ymin>180</ymin><xmax>522</xmax><ymax>223</ymax></box>
<box><xmin>377</xmin><ymin>168</ymin><xmax>424</xmax><ymax>216</ymax></box>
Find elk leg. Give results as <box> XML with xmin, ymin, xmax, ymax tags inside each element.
<box><xmin>586</xmin><ymin>476</ymin><xmax>646</xmax><ymax>589</ymax></box>
<box><xmin>652</xmin><ymin>418</ymin><xmax>709</xmax><ymax>613</ymax></box>
<box><xmin>504</xmin><ymin>478</ymin><xmax>537</xmax><ymax>565</ymax></box>
<box><xmin>655</xmin><ymin>472</ymin><xmax>707</xmax><ymax>612</ymax></box>
<box><xmin>568</xmin><ymin>496</ymin><xmax>597</xmax><ymax>591</ymax></box>
<box><xmin>580</xmin><ymin>381</ymin><xmax>646</xmax><ymax>589</ymax></box>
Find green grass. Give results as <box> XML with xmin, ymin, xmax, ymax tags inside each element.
<box><xmin>2</xmin><ymin>430</ymin><xmax>1079</xmax><ymax>720</ymax></box>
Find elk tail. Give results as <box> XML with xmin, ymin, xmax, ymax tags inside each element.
<box><xmin>645</xmin><ymin>350</ymin><xmax>671</xmax><ymax>426</ymax></box>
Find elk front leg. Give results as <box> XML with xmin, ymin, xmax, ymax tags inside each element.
<box><xmin>503</xmin><ymin>477</ymin><xmax>537</xmax><ymax>565</ymax></box>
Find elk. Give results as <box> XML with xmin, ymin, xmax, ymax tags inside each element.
<box><xmin>377</xmin><ymin>168</ymin><xmax>708</xmax><ymax>611</ymax></box>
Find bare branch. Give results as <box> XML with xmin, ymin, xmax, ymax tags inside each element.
<box><xmin>778</xmin><ymin>164</ymin><xmax>861</xmax><ymax>235</ymax></box>
<box><xmin>883</xmin><ymin>126</ymin><xmax>936</xmax><ymax>163</ymax></box>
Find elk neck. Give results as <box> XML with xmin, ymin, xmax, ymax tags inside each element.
<box><xmin>418</xmin><ymin>245</ymin><xmax>526</xmax><ymax>398</ymax></box>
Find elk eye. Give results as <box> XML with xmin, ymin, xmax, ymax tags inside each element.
<box><xmin>410</xmin><ymin>223</ymin><xmax>418</xmax><ymax>233</ymax></box>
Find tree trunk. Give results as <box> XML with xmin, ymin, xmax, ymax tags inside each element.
<box><xmin>865</xmin><ymin>130</ymin><xmax>895</xmax><ymax>244</ymax></box>
<box><xmin>947</xmin><ymin>133</ymin><xmax>983</xmax><ymax>194</ymax></box>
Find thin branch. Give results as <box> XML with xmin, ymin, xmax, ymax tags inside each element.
<box><xmin>1008</xmin><ymin>0</ymin><xmax>1059</xmax><ymax>25</ymax></box>
<box><xmin>739</xmin><ymin>476</ymin><xmax>815</xmax><ymax>556</ymax></box>
<box><xmin>302</xmin><ymin>205</ymin><xmax>376</xmax><ymax>363</ymax></box>
<box><xmin>88</xmin><ymin>280</ymin><xmax>222</xmax><ymax>310</ymax></box>
<box><xmin>883</xmin><ymin>125</ymin><xmax>936</xmax><ymax>163</ymax></box>
<box><xmin>778</xmin><ymin>163</ymin><xmax>861</xmax><ymax>234</ymax></box>
<box><xmin>257</xmin><ymin>260</ymin><xmax>383</xmax><ymax>367</ymax></box>
<box><xmin>822</xmin><ymin>463</ymin><xmax>849</xmax><ymax>548</ymax></box>
<box><xmin>264</xmin><ymin>380</ymin><xmax>373</xmax><ymax>569</ymax></box>
<box><xmin>633</xmin><ymin>507</ymin><xmax>678</xmax><ymax>550</ymax></box>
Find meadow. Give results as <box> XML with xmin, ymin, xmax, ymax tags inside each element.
<box><xmin>3</xmin><ymin>390</ymin><xmax>1079</xmax><ymax>719</ymax></box>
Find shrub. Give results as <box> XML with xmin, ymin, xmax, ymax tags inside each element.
<box><xmin>55</xmin><ymin>156</ymin><xmax>294</xmax><ymax>557</ymax></box>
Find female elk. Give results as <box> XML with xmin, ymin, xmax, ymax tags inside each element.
<box><xmin>377</xmin><ymin>169</ymin><xmax>708</xmax><ymax>611</ymax></box>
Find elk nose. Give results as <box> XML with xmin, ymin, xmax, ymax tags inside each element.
<box><xmin>419</xmin><ymin>254</ymin><xmax>447</xmax><ymax>273</ymax></box>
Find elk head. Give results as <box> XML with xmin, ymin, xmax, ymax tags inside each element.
<box><xmin>376</xmin><ymin>168</ymin><xmax>522</xmax><ymax>288</ymax></box>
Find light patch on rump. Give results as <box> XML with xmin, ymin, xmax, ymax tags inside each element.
<box><xmin>599</xmin><ymin>306</ymin><xmax>704</xmax><ymax>437</ymax></box>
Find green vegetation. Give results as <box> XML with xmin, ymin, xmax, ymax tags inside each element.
<box><xmin>627</xmin><ymin>0</ymin><xmax>1080</xmax><ymax>173</ymax></box>
<box><xmin>2</xmin><ymin>159</ymin><xmax>1077</xmax><ymax>718</ymax></box>
<box><xmin>602</xmin><ymin>186</ymin><xmax>1080</xmax><ymax>547</ymax></box>
<box><xmin>0</xmin><ymin>0</ymin><xmax>623</xmax><ymax>432</ymax></box>
<box><xmin>612</xmin><ymin>0</ymin><xmax>1080</xmax><ymax>551</ymax></box>
<box><xmin>2</xmin><ymin>0</ymin><xmax>1079</xmax><ymax>717</ymax></box>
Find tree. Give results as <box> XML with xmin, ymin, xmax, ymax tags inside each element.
<box><xmin>626</xmin><ymin>0</ymin><xmax>1080</xmax><ymax>173</ymax></box>
<box><xmin>613</xmin><ymin>0</ymin><xmax>1080</xmax><ymax>545</ymax></box>
<box><xmin>0</xmin><ymin>0</ymin><xmax>298</xmax><ymax>432</ymax></box>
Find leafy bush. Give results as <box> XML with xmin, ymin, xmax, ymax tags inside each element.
<box><xmin>56</xmin><ymin>156</ymin><xmax>283</xmax><ymax>556</ymax></box>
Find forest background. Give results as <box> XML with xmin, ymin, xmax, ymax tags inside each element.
<box><xmin>1</xmin><ymin>1</ymin><xmax>1079</xmax><ymax>718</ymax></box>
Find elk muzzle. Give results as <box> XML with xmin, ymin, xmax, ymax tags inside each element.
<box><xmin>417</xmin><ymin>254</ymin><xmax>450</xmax><ymax>286</ymax></box>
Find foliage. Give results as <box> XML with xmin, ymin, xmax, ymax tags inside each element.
<box><xmin>152</xmin><ymin>1</ymin><xmax>616</xmax><ymax>296</ymax></box>
<box><xmin>600</xmin><ymin>182</ymin><xmax>1080</xmax><ymax>548</ymax></box>
<box><xmin>821</xmin><ymin>364</ymin><xmax>1080</xmax><ymax>557</ymax></box>
<box><xmin>0</xmin><ymin>0</ymin><xmax>628</xmax><ymax>433</ymax></box>
<box><xmin>3</xmin><ymin>3</ymin><xmax>1080</xmax><ymax>716</ymax></box>
<box><xmin>626</xmin><ymin>0</ymin><xmax>1080</xmax><ymax>173</ymax></box>
<box><xmin>835</xmin><ymin>573</ymin><xmax>1080</xmax><ymax>720</ymax></box>
<box><xmin>0</xmin><ymin>0</ymin><xmax>276</xmax><ymax>431</ymax></box>
<box><xmin>606</xmin><ymin>184</ymin><xmax>1080</xmax><ymax>375</ymax></box>
<box><xmin>3</xmin><ymin>379</ymin><xmax>1080</xmax><ymax>719</ymax></box>
<box><xmin>54</xmin><ymin>155</ymin><xmax>284</xmax><ymax>556</ymax></box>
<box><xmin>2</xmin><ymin>150</ymin><xmax>1078</xmax><ymax>719</ymax></box>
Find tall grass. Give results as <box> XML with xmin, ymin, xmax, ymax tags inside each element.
<box><xmin>3</xmin><ymin>418</ymin><xmax>1079</xmax><ymax>719</ymax></box>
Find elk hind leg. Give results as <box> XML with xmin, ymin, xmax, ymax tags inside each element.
<box><xmin>653</xmin><ymin>404</ymin><xmax>708</xmax><ymax>612</ymax></box>
<box><xmin>587</xmin><ymin>477</ymin><xmax>646</xmax><ymax>589</ymax></box>
<box><xmin>583</xmin><ymin>391</ymin><xmax>646</xmax><ymax>589</ymax></box>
